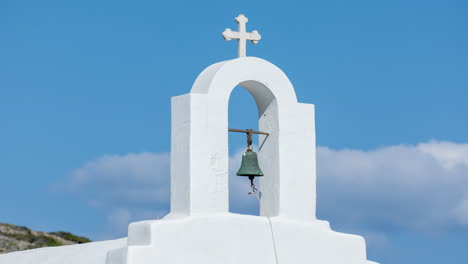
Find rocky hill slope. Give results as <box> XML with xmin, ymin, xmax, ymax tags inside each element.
<box><xmin>0</xmin><ymin>223</ymin><xmax>91</xmax><ymax>254</ymax></box>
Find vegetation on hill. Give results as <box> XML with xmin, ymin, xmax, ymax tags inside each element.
<box><xmin>49</xmin><ymin>231</ymin><xmax>91</xmax><ymax>244</ymax></box>
<box><xmin>0</xmin><ymin>223</ymin><xmax>92</xmax><ymax>254</ymax></box>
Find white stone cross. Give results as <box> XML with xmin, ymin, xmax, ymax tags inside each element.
<box><xmin>222</xmin><ymin>14</ymin><xmax>261</xmax><ymax>57</ymax></box>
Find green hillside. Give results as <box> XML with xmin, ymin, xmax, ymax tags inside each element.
<box><xmin>0</xmin><ymin>223</ymin><xmax>91</xmax><ymax>254</ymax></box>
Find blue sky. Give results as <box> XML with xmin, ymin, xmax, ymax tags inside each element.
<box><xmin>1</xmin><ymin>0</ymin><xmax>468</xmax><ymax>263</ymax></box>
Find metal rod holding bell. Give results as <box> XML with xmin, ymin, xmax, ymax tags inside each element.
<box><xmin>228</xmin><ymin>128</ymin><xmax>269</xmax><ymax>135</ymax></box>
<box><xmin>228</xmin><ymin>128</ymin><xmax>268</xmax><ymax>193</ymax></box>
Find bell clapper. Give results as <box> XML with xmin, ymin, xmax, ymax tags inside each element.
<box><xmin>248</xmin><ymin>176</ymin><xmax>258</xmax><ymax>194</ymax></box>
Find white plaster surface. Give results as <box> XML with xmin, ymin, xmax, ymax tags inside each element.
<box><xmin>0</xmin><ymin>238</ymin><xmax>126</xmax><ymax>264</ymax></box>
<box><xmin>0</xmin><ymin>57</ymin><xmax>380</xmax><ymax>264</ymax></box>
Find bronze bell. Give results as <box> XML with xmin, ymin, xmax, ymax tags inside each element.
<box><xmin>236</xmin><ymin>150</ymin><xmax>264</xmax><ymax>178</ymax></box>
<box><xmin>236</xmin><ymin>129</ymin><xmax>264</xmax><ymax>182</ymax></box>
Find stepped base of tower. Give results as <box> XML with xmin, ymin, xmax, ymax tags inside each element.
<box><xmin>106</xmin><ymin>213</ymin><xmax>379</xmax><ymax>264</ymax></box>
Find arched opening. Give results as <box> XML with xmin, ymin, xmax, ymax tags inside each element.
<box><xmin>228</xmin><ymin>85</ymin><xmax>260</xmax><ymax>215</ymax></box>
<box><xmin>227</xmin><ymin>81</ymin><xmax>279</xmax><ymax>217</ymax></box>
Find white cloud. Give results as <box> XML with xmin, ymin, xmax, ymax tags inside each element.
<box><xmin>67</xmin><ymin>152</ymin><xmax>170</xmax><ymax>238</ymax></box>
<box><xmin>317</xmin><ymin>141</ymin><xmax>468</xmax><ymax>233</ymax></box>
<box><xmin>419</xmin><ymin>141</ymin><xmax>468</xmax><ymax>169</ymax></box>
<box><xmin>69</xmin><ymin>152</ymin><xmax>170</xmax><ymax>204</ymax></box>
<box><xmin>66</xmin><ymin>141</ymin><xmax>468</xmax><ymax>241</ymax></box>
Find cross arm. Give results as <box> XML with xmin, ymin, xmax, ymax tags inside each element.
<box><xmin>247</xmin><ymin>30</ymin><xmax>261</xmax><ymax>43</ymax></box>
<box><xmin>222</xmin><ymin>28</ymin><xmax>241</xmax><ymax>41</ymax></box>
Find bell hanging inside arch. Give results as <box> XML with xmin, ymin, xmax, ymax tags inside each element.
<box><xmin>236</xmin><ymin>150</ymin><xmax>264</xmax><ymax>178</ymax></box>
<box><xmin>229</xmin><ymin>128</ymin><xmax>268</xmax><ymax>194</ymax></box>
<box><xmin>235</xmin><ymin>129</ymin><xmax>264</xmax><ymax>180</ymax></box>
